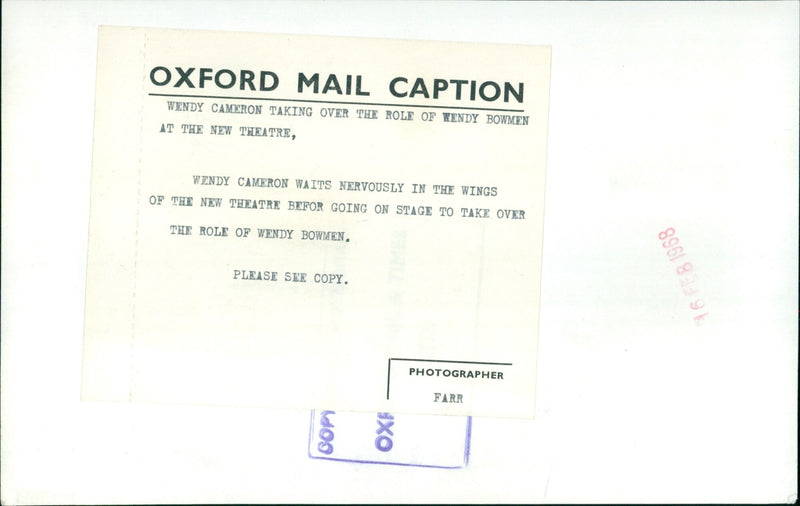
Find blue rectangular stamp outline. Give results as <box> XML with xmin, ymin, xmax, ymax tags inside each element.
<box><xmin>308</xmin><ymin>410</ymin><xmax>472</xmax><ymax>469</ymax></box>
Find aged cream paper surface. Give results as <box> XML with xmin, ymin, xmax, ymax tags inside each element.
<box><xmin>4</xmin><ymin>4</ymin><xmax>797</xmax><ymax>504</ymax></box>
<box><xmin>82</xmin><ymin>26</ymin><xmax>550</xmax><ymax>418</ymax></box>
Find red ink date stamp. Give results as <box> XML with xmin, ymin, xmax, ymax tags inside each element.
<box><xmin>658</xmin><ymin>227</ymin><xmax>709</xmax><ymax>326</ymax></box>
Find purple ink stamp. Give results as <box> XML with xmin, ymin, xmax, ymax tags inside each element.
<box><xmin>308</xmin><ymin>409</ymin><xmax>471</xmax><ymax>468</ymax></box>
